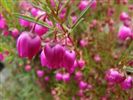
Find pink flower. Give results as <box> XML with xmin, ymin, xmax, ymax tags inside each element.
<box><xmin>34</xmin><ymin>24</ymin><xmax>48</xmax><ymax>36</ymax></box>
<box><xmin>50</xmin><ymin>0</ymin><xmax>56</xmax><ymax>7</ymax></box>
<box><xmin>90</xmin><ymin>0</ymin><xmax>97</xmax><ymax>9</ymax></box>
<box><xmin>40</xmin><ymin>50</ymin><xmax>49</xmax><ymax>67</ymax></box>
<box><xmin>105</xmin><ymin>69</ymin><xmax>125</xmax><ymax>85</ymax></box>
<box><xmin>36</xmin><ymin>70</ymin><xmax>44</xmax><ymax>78</ymax></box>
<box><xmin>17</xmin><ymin>31</ymin><xmax>41</xmax><ymax>59</ymax></box>
<box><xmin>119</xmin><ymin>12</ymin><xmax>129</xmax><ymax>21</ymax></box>
<box><xmin>78</xmin><ymin>59</ymin><xmax>85</xmax><ymax>69</ymax></box>
<box><xmin>94</xmin><ymin>54</ymin><xmax>101</xmax><ymax>63</ymax></box>
<box><xmin>63</xmin><ymin>73</ymin><xmax>70</xmax><ymax>83</ymax></box>
<box><xmin>120</xmin><ymin>76</ymin><xmax>133</xmax><ymax>90</ymax></box>
<box><xmin>31</xmin><ymin>8</ymin><xmax>39</xmax><ymax>17</ymax></box>
<box><xmin>78</xmin><ymin>0</ymin><xmax>89</xmax><ymax>11</ymax></box>
<box><xmin>44</xmin><ymin>76</ymin><xmax>50</xmax><ymax>82</ymax></box>
<box><xmin>44</xmin><ymin>44</ymin><xmax>65</xmax><ymax>69</ymax></box>
<box><xmin>19</xmin><ymin>18</ymin><xmax>30</xmax><ymax>27</ymax></box>
<box><xmin>59</xmin><ymin>8</ymin><xmax>66</xmax><ymax>19</ymax></box>
<box><xmin>79</xmin><ymin>81</ymin><xmax>87</xmax><ymax>89</ymax></box>
<box><xmin>25</xmin><ymin>65</ymin><xmax>31</xmax><ymax>72</ymax></box>
<box><xmin>79</xmin><ymin>39</ymin><xmax>88</xmax><ymax>47</ymax></box>
<box><xmin>19</xmin><ymin>0</ymin><xmax>32</xmax><ymax>11</ymax></box>
<box><xmin>63</xmin><ymin>50</ymin><xmax>76</xmax><ymax>71</ymax></box>
<box><xmin>71</xmin><ymin>16</ymin><xmax>77</xmax><ymax>24</ymax></box>
<box><xmin>0</xmin><ymin>53</ymin><xmax>4</xmax><ymax>61</ymax></box>
<box><xmin>75</xmin><ymin>71</ymin><xmax>83</xmax><ymax>81</ymax></box>
<box><xmin>0</xmin><ymin>18</ymin><xmax>6</xmax><ymax>29</ymax></box>
<box><xmin>55</xmin><ymin>72</ymin><xmax>63</xmax><ymax>81</ymax></box>
<box><xmin>11</xmin><ymin>28</ymin><xmax>19</xmax><ymax>38</ymax></box>
<box><xmin>118</xmin><ymin>25</ymin><xmax>132</xmax><ymax>41</ymax></box>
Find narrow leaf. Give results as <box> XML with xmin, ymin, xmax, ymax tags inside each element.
<box><xmin>71</xmin><ymin>0</ymin><xmax>94</xmax><ymax>30</ymax></box>
<box><xmin>123</xmin><ymin>66</ymin><xmax>133</xmax><ymax>73</ymax></box>
<box><xmin>13</xmin><ymin>13</ymin><xmax>53</xmax><ymax>29</ymax></box>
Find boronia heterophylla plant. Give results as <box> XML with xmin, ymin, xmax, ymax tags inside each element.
<box><xmin>0</xmin><ymin>0</ymin><xmax>133</xmax><ymax>99</ymax></box>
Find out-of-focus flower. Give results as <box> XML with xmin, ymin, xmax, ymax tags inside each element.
<box><xmin>36</xmin><ymin>70</ymin><xmax>44</xmax><ymax>78</ymax></box>
<box><xmin>118</xmin><ymin>25</ymin><xmax>132</xmax><ymax>41</ymax></box>
<box><xmin>120</xmin><ymin>76</ymin><xmax>133</xmax><ymax>90</ymax></box>
<box><xmin>19</xmin><ymin>18</ymin><xmax>30</xmax><ymax>27</ymax></box>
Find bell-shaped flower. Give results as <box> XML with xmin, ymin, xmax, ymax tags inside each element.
<box><xmin>17</xmin><ymin>31</ymin><xmax>41</xmax><ymax>59</ymax></box>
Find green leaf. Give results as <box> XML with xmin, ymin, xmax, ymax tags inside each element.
<box><xmin>70</xmin><ymin>18</ymin><xmax>84</xmax><ymax>32</ymax></box>
<box><xmin>71</xmin><ymin>0</ymin><xmax>94</xmax><ymax>31</ymax></box>
<box><xmin>0</xmin><ymin>0</ymin><xmax>13</xmax><ymax>14</ymax></box>
<box><xmin>123</xmin><ymin>66</ymin><xmax>133</xmax><ymax>73</ymax></box>
<box><xmin>13</xmin><ymin>13</ymin><xmax>53</xmax><ymax>29</ymax></box>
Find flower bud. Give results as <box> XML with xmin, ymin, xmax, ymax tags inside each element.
<box><xmin>55</xmin><ymin>72</ymin><xmax>63</xmax><ymax>81</ymax></box>
<box><xmin>36</xmin><ymin>70</ymin><xmax>44</xmax><ymax>78</ymax></box>
<box><xmin>25</xmin><ymin>65</ymin><xmax>31</xmax><ymax>72</ymax></box>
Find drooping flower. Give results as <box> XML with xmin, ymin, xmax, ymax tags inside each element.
<box><xmin>62</xmin><ymin>73</ymin><xmax>70</xmax><ymax>83</ymax></box>
<box><xmin>0</xmin><ymin>17</ymin><xmax>6</xmax><ymax>29</ymax></box>
<box><xmin>17</xmin><ymin>31</ymin><xmax>41</xmax><ymax>59</ymax></box>
<box><xmin>30</xmin><ymin>8</ymin><xmax>39</xmax><ymax>17</ymax></box>
<box><xmin>36</xmin><ymin>70</ymin><xmax>44</xmax><ymax>78</ymax></box>
<box><xmin>78</xmin><ymin>0</ymin><xmax>89</xmax><ymax>11</ymax></box>
<box><xmin>105</xmin><ymin>69</ymin><xmax>125</xmax><ymax>85</ymax></box>
<box><xmin>118</xmin><ymin>25</ymin><xmax>132</xmax><ymax>41</ymax></box>
<box><xmin>34</xmin><ymin>24</ymin><xmax>48</xmax><ymax>36</ymax></box>
<box><xmin>40</xmin><ymin>50</ymin><xmax>49</xmax><ymax>67</ymax></box>
<box><xmin>19</xmin><ymin>18</ymin><xmax>30</xmax><ymax>27</ymax></box>
<box><xmin>120</xmin><ymin>76</ymin><xmax>133</xmax><ymax>90</ymax></box>
<box><xmin>11</xmin><ymin>28</ymin><xmax>19</xmax><ymax>38</ymax></box>
<box><xmin>55</xmin><ymin>72</ymin><xmax>63</xmax><ymax>81</ymax></box>
<box><xmin>79</xmin><ymin>81</ymin><xmax>87</xmax><ymax>89</ymax></box>
<box><xmin>63</xmin><ymin>50</ymin><xmax>76</xmax><ymax>71</ymax></box>
<box><xmin>44</xmin><ymin>44</ymin><xmax>65</xmax><ymax>69</ymax></box>
<box><xmin>119</xmin><ymin>12</ymin><xmax>129</xmax><ymax>22</ymax></box>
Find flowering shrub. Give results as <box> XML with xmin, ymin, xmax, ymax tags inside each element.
<box><xmin>0</xmin><ymin>0</ymin><xmax>133</xmax><ymax>99</ymax></box>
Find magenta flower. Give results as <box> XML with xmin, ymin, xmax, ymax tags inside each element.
<box><xmin>120</xmin><ymin>76</ymin><xmax>133</xmax><ymax>90</ymax></box>
<box><xmin>90</xmin><ymin>0</ymin><xmax>97</xmax><ymax>9</ymax></box>
<box><xmin>0</xmin><ymin>18</ymin><xmax>6</xmax><ymax>29</ymax></box>
<box><xmin>119</xmin><ymin>12</ymin><xmax>129</xmax><ymax>22</ymax></box>
<box><xmin>118</xmin><ymin>25</ymin><xmax>132</xmax><ymax>41</ymax></box>
<box><xmin>63</xmin><ymin>50</ymin><xmax>76</xmax><ymax>71</ymax></box>
<box><xmin>40</xmin><ymin>50</ymin><xmax>49</xmax><ymax>67</ymax></box>
<box><xmin>0</xmin><ymin>53</ymin><xmax>4</xmax><ymax>61</ymax></box>
<box><xmin>93</xmin><ymin>54</ymin><xmax>101</xmax><ymax>63</ymax></box>
<box><xmin>79</xmin><ymin>81</ymin><xmax>87</xmax><ymax>89</ymax></box>
<box><xmin>75</xmin><ymin>71</ymin><xmax>83</xmax><ymax>81</ymax></box>
<box><xmin>79</xmin><ymin>39</ymin><xmax>88</xmax><ymax>47</ymax></box>
<box><xmin>11</xmin><ymin>28</ymin><xmax>19</xmax><ymax>38</ymax></box>
<box><xmin>17</xmin><ymin>31</ymin><xmax>41</xmax><ymax>59</ymax></box>
<box><xmin>34</xmin><ymin>24</ymin><xmax>48</xmax><ymax>36</ymax></box>
<box><xmin>59</xmin><ymin>8</ymin><xmax>66</xmax><ymax>19</ymax></box>
<box><xmin>44</xmin><ymin>44</ymin><xmax>65</xmax><ymax>69</ymax></box>
<box><xmin>105</xmin><ymin>69</ymin><xmax>125</xmax><ymax>84</ymax></box>
<box><xmin>25</xmin><ymin>65</ymin><xmax>31</xmax><ymax>72</ymax></box>
<box><xmin>55</xmin><ymin>72</ymin><xmax>63</xmax><ymax>81</ymax></box>
<box><xmin>71</xmin><ymin>15</ymin><xmax>77</xmax><ymax>24</ymax></box>
<box><xmin>63</xmin><ymin>73</ymin><xmax>70</xmax><ymax>83</ymax></box>
<box><xmin>30</xmin><ymin>8</ymin><xmax>39</xmax><ymax>17</ymax></box>
<box><xmin>36</xmin><ymin>70</ymin><xmax>44</xmax><ymax>78</ymax></box>
<box><xmin>19</xmin><ymin>18</ymin><xmax>30</xmax><ymax>27</ymax></box>
<box><xmin>78</xmin><ymin>0</ymin><xmax>89</xmax><ymax>11</ymax></box>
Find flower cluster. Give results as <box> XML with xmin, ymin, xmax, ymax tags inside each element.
<box><xmin>105</xmin><ymin>69</ymin><xmax>133</xmax><ymax>90</ymax></box>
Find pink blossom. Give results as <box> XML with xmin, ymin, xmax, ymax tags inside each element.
<box><xmin>17</xmin><ymin>31</ymin><xmax>41</xmax><ymax>59</ymax></box>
